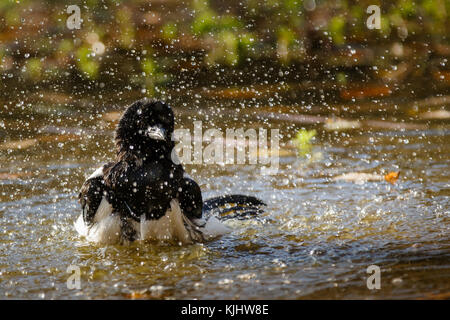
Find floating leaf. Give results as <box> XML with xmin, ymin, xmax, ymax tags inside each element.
<box><xmin>292</xmin><ymin>129</ymin><xmax>316</xmax><ymax>157</ymax></box>
<box><xmin>420</xmin><ymin>110</ymin><xmax>450</xmax><ymax>120</ymax></box>
<box><xmin>0</xmin><ymin>138</ymin><xmax>38</xmax><ymax>150</ymax></box>
<box><xmin>333</xmin><ymin>172</ymin><xmax>384</xmax><ymax>184</ymax></box>
<box><xmin>125</xmin><ymin>290</ymin><xmax>151</xmax><ymax>299</ymax></box>
<box><xmin>37</xmin><ymin>134</ymin><xmax>80</xmax><ymax>143</ymax></box>
<box><xmin>324</xmin><ymin>118</ymin><xmax>361</xmax><ymax>131</ymax></box>
<box><xmin>0</xmin><ymin>172</ymin><xmax>32</xmax><ymax>180</ymax></box>
<box><xmin>340</xmin><ymin>85</ymin><xmax>392</xmax><ymax>100</ymax></box>
<box><xmin>103</xmin><ymin>111</ymin><xmax>122</xmax><ymax>122</ymax></box>
<box><xmin>333</xmin><ymin>171</ymin><xmax>400</xmax><ymax>185</ymax></box>
<box><xmin>384</xmin><ymin>171</ymin><xmax>400</xmax><ymax>184</ymax></box>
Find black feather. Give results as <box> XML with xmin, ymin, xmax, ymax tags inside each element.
<box><xmin>78</xmin><ymin>98</ymin><xmax>266</xmax><ymax>243</ymax></box>
<box><xmin>78</xmin><ymin>176</ymin><xmax>106</xmax><ymax>227</ymax></box>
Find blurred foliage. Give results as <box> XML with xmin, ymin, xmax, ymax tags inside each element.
<box><xmin>76</xmin><ymin>46</ymin><xmax>100</xmax><ymax>79</ymax></box>
<box><xmin>293</xmin><ymin>128</ymin><xmax>316</xmax><ymax>157</ymax></box>
<box><xmin>0</xmin><ymin>0</ymin><xmax>449</xmax><ymax>95</ymax></box>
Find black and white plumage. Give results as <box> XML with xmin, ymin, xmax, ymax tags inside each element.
<box><xmin>75</xmin><ymin>99</ymin><xmax>265</xmax><ymax>245</ymax></box>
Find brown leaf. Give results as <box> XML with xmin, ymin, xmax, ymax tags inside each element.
<box><xmin>125</xmin><ymin>291</ymin><xmax>151</xmax><ymax>299</ymax></box>
<box><xmin>37</xmin><ymin>134</ymin><xmax>80</xmax><ymax>143</ymax></box>
<box><xmin>103</xmin><ymin>111</ymin><xmax>122</xmax><ymax>122</ymax></box>
<box><xmin>433</xmin><ymin>70</ymin><xmax>450</xmax><ymax>84</ymax></box>
<box><xmin>0</xmin><ymin>138</ymin><xmax>38</xmax><ymax>150</ymax></box>
<box><xmin>384</xmin><ymin>171</ymin><xmax>400</xmax><ymax>185</ymax></box>
<box><xmin>0</xmin><ymin>172</ymin><xmax>32</xmax><ymax>180</ymax></box>
<box><xmin>340</xmin><ymin>85</ymin><xmax>392</xmax><ymax>100</ymax></box>
<box><xmin>420</xmin><ymin>110</ymin><xmax>450</xmax><ymax>120</ymax></box>
<box><xmin>333</xmin><ymin>172</ymin><xmax>383</xmax><ymax>184</ymax></box>
<box><xmin>418</xmin><ymin>291</ymin><xmax>450</xmax><ymax>300</ymax></box>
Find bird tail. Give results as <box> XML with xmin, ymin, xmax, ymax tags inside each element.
<box><xmin>202</xmin><ymin>194</ymin><xmax>266</xmax><ymax>221</ymax></box>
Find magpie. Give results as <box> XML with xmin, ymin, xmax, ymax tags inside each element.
<box><xmin>75</xmin><ymin>99</ymin><xmax>265</xmax><ymax>245</ymax></box>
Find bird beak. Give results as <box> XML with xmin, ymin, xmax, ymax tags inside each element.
<box><xmin>145</xmin><ymin>125</ymin><xmax>166</xmax><ymax>141</ymax></box>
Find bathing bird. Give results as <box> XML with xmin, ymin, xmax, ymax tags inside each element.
<box><xmin>75</xmin><ymin>99</ymin><xmax>265</xmax><ymax>245</ymax></box>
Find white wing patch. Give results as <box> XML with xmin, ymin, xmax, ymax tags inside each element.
<box><xmin>74</xmin><ymin>197</ymin><xmax>121</xmax><ymax>245</ymax></box>
<box><xmin>94</xmin><ymin>197</ymin><xmax>114</xmax><ymax>223</ymax></box>
<box><xmin>183</xmin><ymin>172</ymin><xmax>193</xmax><ymax>180</ymax></box>
<box><xmin>139</xmin><ymin>199</ymin><xmax>192</xmax><ymax>244</ymax></box>
<box><xmin>194</xmin><ymin>216</ymin><xmax>230</xmax><ymax>240</ymax></box>
<box><xmin>87</xmin><ymin>166</ymin><xmax>104</xmax><ymax>180</ymax></box>
<box><xmin>74</xmin><ymin>198</ymin><xmax>231</xmax><ymax>245</ymax></box>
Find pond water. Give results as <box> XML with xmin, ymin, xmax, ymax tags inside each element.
<box><xmin>0</xmin><ymin>87</ymin><xmax>449</xmax><ymax>299</ymax></box>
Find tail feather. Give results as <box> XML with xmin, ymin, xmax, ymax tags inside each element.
<box><xmin>202</xmin><ymin>194</ymin><xmax>266</xmax><ymax>220</ymax></box>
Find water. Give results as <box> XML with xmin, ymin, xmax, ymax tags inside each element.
<box><xmin>0</xmin><ymin>88</ymin><xmax>449</xmax><ymax>299</ymax></box>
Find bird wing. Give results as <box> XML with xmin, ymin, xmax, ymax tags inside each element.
<box><xmin>78</xmin><ymin>166</ymin><xmax>108</xmax><ymax>226</ymax></box>
<box><xmin>177</xmin><ymin>176</ymin><xmax>203</xmax><ymax>220</ymax></box>
<box><xmin>202</xmin><ymin>194</ymin><xmax>266</xmax><ymax>220</ymax></box>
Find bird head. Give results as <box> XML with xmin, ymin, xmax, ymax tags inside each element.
<box><xmin>115</xmin><ymin>99</ymin><xmax>175</xmax><ymax>158</ymax></box>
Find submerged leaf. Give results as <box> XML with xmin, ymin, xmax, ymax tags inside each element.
<box><xmin>0</xmin><ymin>138</ymin><xmax>38</xmax><ymax>150</ymax></box>
<box><xmin>324</xmin><ymin>118</ymin><xmax>361</xmax><ymax>131</ymax></box>
<box><xmin>0</xmin><ymin>172</ymin><xmax>31</xmax><ymax>180</ymax></box>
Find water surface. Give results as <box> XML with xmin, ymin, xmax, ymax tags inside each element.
<box><xmin>0</xmin><ymin>90</ymin><xmax>449</xmax><ymax>299</ymax></box>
